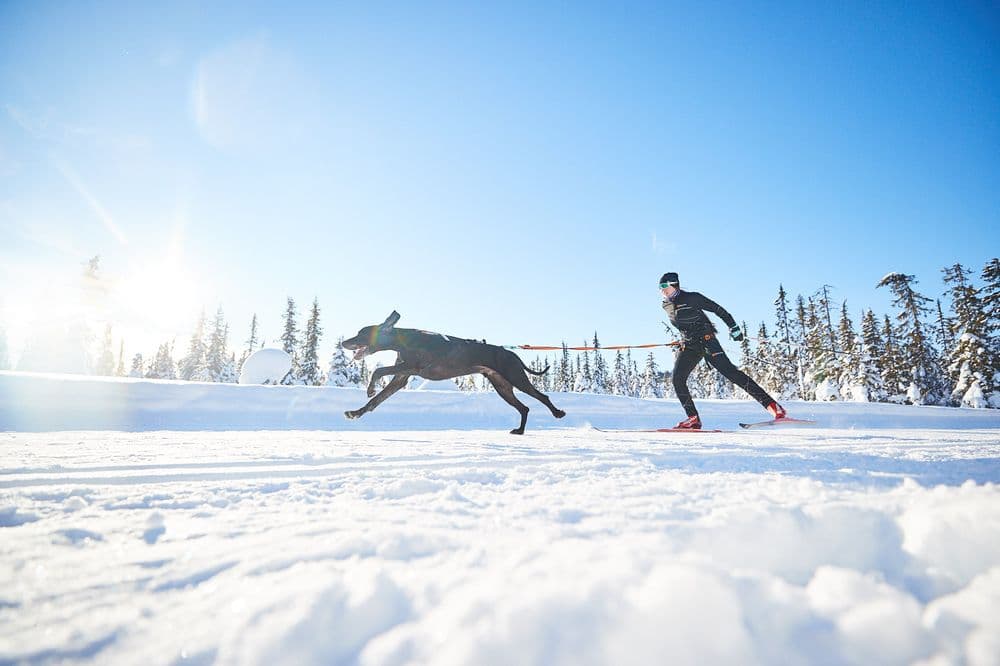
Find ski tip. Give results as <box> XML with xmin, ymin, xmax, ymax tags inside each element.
<box><xmin>740</xmin><ymin>417</ymin><xmax>816</xmax><ymax>429</ymax></box>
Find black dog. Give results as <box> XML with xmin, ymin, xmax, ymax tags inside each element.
<box><xmin>340</xmin><ymin>311</ymin><xmax>565</xmax><ymax>434</ymax></box>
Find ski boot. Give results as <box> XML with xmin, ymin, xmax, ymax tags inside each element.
<box><xmin>766</xmin><ymin>402</ymin><xmax>787</xmax><ymax>420</ymax></box>
<box><xmin>675</xmin><ymin>414</ymin><xmax>702</xmax><ymax>430</ymax></box>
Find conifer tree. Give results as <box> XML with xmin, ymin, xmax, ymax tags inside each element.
<box><xmin>793</xmin><ymin>295</ymin><xmax>811</xmax><ymax>399</ymax></box>
<box><xmin>877</xmin><ymin>272</ymin><xmax>948</xmax><ymax>405</ymax></box>
<box><xmin>612</xmin><ymin>350</ymin><xmax>628</xmax><ymax>395</ymax></box>
<box><xmin>116</xmin><ymin>340</ymin><xmax>125</xmax><ymax>376</ymax></box>
<box><xmin>95</xmin><ymin>324</ymin><xmax>115</xmax><ymax>376</ymax></box>
<box><xmin>934</xmin><ymin>299</ymin><xmax>955</xmax><ymax>365</ymax></box>
<box><xmin>241</xmin><ymin>314</ymin><xmax>260</xmax><ymax>368</ymax></box>
<box><xmin>300</xmin><ymin>298</ymin><xmax>323</xmax><ymax>386</ymax></box>
<box><xmin>754</xmin><ymin>323</ymin><xmax>784</xmax><ymax>396</ymax></box>
<box><xmin>558</xmin><ymin>343</ymin><xmax>571</xmax><ymax>392</ymax></box>
<box><xmin>148</xmin><ymin>342</ymin><xmax>176</xmax><ymax>380</ymax></box>
<box><xmin>327</xmin><ymin>338</ymin><xmax>361</xmax><ymax>387</ymax></box>
<box><xmin>280</xmin><ymin>297</ymin><xmax>300</xmax><ymax>384</ymax></box>
<box><xmin>179</xmin><ymin>310</ymin><xmax>207</xmax><ymax>381</ymax></box>
<box><xmin>575</xmin><ymin>343</ymin><xmax>593</xmax><ymax>393</ymax></box>
<box><xmin>640</xmin><ymin>352</ymin><xmax>663</xmax><ymax>399</ymax></box>
<box><xmin>836</xmin><ymin>303</ymin><xmax>865</xmax><ymax>401</ymax></box>
<box><xmin>804</xmin><ymin>298</ymin><xmax>840</xmax><ymax>400</ymax></box>
<box><xmin>591</xmin><ymin>333</ymin><xmax>608</xmax><ymax>393</ymax></box>
<box><xmin>881</xmin><ymin>314</ymin><xmax>906</xmax><ymax>402</ymax></box>
<box><xmin>943</xmin><ymin>263</ymin><xmax>994</xmax><ymax>407</ymax></box>
<box><xmin>855</xmin><ymin>310</ymin><xmax>888</xmax><ymax>402</ymax></box>
<box><xmin>772</xmin><ymin>286</ymin><xmax>800</xmax><ymax>398</ymax></box>
<box><xmin>198</xmin><ymin>307</ymin><xmax>229</xmax><ymax>382</ymax></box>
<box><xmin>981</xmin><ymin>258</ymin><xmax>1000</xmax><ymax>392</ymax></box>
<box><xmin>128</xmin><ymin>353</ymin><xmax>144</xmax><ymax>378</ymax></box>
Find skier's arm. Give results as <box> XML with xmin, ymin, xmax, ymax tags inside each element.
<box><xmin>692</xmin><ymin>292</ymin><xmax>737</xmax><ymax>330</ymax></box>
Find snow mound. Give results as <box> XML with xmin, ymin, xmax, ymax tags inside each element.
<box><xmin>238</xmin><ymin>349</ymin><xmax>291</xmax><ymax>385</ymax></box>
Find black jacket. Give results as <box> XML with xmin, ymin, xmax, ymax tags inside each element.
<box><xmin>662</xmin><ymin>290</ymin><xmax>737</xmax><ymax>342</ymax></box>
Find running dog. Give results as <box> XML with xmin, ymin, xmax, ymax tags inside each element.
<box><xmin>340</xmin><ymin>311</ymin><xmax>565</xmax><ymax>434</ymax></box>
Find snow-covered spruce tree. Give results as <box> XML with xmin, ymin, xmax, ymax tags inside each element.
<box><xmin>934</xmin><ymin>299</ymin><xmax>956</xmax><ymax>368</ymax></box>
<box><xmin>128</xmin><ymin>353</ymin><xmax>144</xmax><ymax>378</ymax></box>
<box><xmin>116</xmin><ymin>340</ymin><xmax>125</xmax><ymax>376</ymax></box>
<box><xmin>815</xmin><ymin>285</ymin><xmax>840</xmax><ymax>352</ymax></box>
<box><xmin>576</xmin><ymin>343</ymin><xmax>593</xmax><ymax>393</ymax></box>
<box><xmin>197</xmin><ymin>307</ymin><xmax>230</xmax><ymax>382</ymax></box>
<box><xmin>640</xmin><ymin>352</ymin><xmax>663</xmax><ymax>399</ymax></box>
<box><xmin>880</xmin><ymin>315</ymin><xmax>907</xmax><ymax>402</ymax></box>
<box><xmin>754</xmin><ymin>323</ymin><xmax>785</xmax><ymax>396</ymax></box>
<box><xmin>793</xmin><ymin>295</ymin><xmax>813</xmax><ymax>399</ymax></box>
<box><xmin>877</xmin><ymin>272</ymin><xmax>948</xmax><ymax>405</ymax></box>
<box><xmin>611</xmin><ymin>350</ymin><xmax>628</xmax><ymax>396</ymax></box>
<box><xmin>557</xmin><ymin>343</ymin><xmax>571</xmax><ymax>392</ymax></box>
<box><xmin>147</xmin><ymin>343</ymin><xmax>176</xmax><ymax>380</ymax></box>
<box><xmin>240</xmin><ymin>313</ymin><xmax>260</xmax><ymax>369</ymax></box>
<box><xmin>943</xmin><ymin>263</ymin><xmax>994</xmax><ymax>407</ymax></box>
<box><xmin>299</xmin><ymin>298</ymin><xmax>323</xmax><ymax>386</ymax></box>
<box><xmin>857</xmin><ymin>310</ymin><xmax>888</xmax><ymax>402</ymax></box>
<box><xmin>738</xmin><ymin>321</ymin><xmax>754</xmax><ymax>376</ymax></box>
<box><xmin>218</xmin><ymin>353</ymin><xmax>238</xmax><ymax>384</ymax></box>
<box><xmin>326</xmin><ymin>338</ymin><xmax>361</xmax><ymax>387</ymax></box>
<box><xmin>981</xmin><ymin>258</ymin><xmax>1000</xmax><ymax>399</ymax></box>
<box><xmin>179</xmin><ymin>310</ymin><xmax>207</xmax><ymax>381</ymax></box>
<box><xmin>804</xmin><ymin>297</ymin><xmax>840</xmax><ymax>400</ymax></box>
<box><xmin>836</xmin><ymin>303</ymin><xmax>867</xmax><ymax>402</ymax></box>
<box><xmin>771</xmin><ymin>286</ymin><xmax>800</xmax><ymax>399</ymax></box>
<box><xmin>280</xmin><ymin>297</ymin><xmax>300</xmax><ymax>384</ymax></box>
<box><xmin>95</xmin><ymin>324</ymin><xmax>115</xmax><ymax>376</ymax></box>
<box><xmin>627</xmin><ymin>350</ymin><xmax>640</xmax><ymax>398</ymax></box>
<box><xmin>591</xmin><ymin>333</ymin><xmax>609</xmax><ymax>394</ymax></box>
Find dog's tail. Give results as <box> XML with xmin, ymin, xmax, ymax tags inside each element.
<box><xmin>523</xmin><ymin>362</ymin><xmax>550</xmax><ymax>376</ymax></box>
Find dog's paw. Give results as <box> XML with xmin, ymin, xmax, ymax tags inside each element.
<box><xmin>509</xmin><ymin>428</ymin><xmax>525</xmax><ymax>435</ymax></box>
<box><xmin>344</xmin><ymin>410</ymin><xmax>361</xmax><ymax>420</ymax></box>
<box><xmin>554</xmin><ymin>409</ymin><xmax>566</xmax><ymax>419</ymax></box>
<box><xmin>366</xmin><ymin>387</ymin><xmax>376</xmax><ymax>398</ymax></box>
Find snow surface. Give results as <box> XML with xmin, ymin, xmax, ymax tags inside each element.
<box><xmin>2</xmin><ymin>371</ymin><xmax>1000</xmax><ymax>665</ymax></box>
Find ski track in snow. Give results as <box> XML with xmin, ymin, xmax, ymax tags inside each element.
<box><xmin>2</xmin><ymin>374</ymin><xmax>1000</xmax><ymax>664</ymax></box>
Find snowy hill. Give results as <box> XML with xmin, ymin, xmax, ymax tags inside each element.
<box><xmin>2</xmin><ymin>371</ymin><xmax>999</xmax><ymax>665</ymax></box>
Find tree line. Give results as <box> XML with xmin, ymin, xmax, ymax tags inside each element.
<box><xmin>3</xmin><ymin>257</ymin><xmax>996</xmax><ymax>409</ymax></box>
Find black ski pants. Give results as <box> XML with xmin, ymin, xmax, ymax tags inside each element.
<box><xmin>673</xmin><ymin>335</ymin><xmax>775</xmax><ymax>417</ymax></box>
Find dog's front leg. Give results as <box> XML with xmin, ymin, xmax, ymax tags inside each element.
<box><xmin>346</xmin><ymin>374</ymin><xmax>410</xmax><ymax>420</ymax></box>
<box><xmin>367</xmin><ymin>363</ymin><xmax>412</xmax><ymax>397</ymax></box>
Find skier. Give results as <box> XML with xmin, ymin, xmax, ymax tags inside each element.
<box><xmin>659</xmin><ymin>272</ymin><xmax>786</xmax><ymax>429</ymax></box>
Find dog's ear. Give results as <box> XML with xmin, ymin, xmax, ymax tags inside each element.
<box><xmin>381</xmin><ymin>311</ymin><xmax>401</xmax><ymax>329</ymax></box>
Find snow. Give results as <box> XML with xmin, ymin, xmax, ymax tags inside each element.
<box><xmin>2</xmin><ymin>371</ymin><xmax>1000</xmax><ymax>665</ymax></box>
<box><xmin>238</xmin><ymin>348</ymin><xmax>292</xmax><ymax>385</ymax></box>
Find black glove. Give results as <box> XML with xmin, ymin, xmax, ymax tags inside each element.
<box><xmin>729</xmin><ymin>325</ymin><xmax>744</xmax><ymax>342</ymax></box>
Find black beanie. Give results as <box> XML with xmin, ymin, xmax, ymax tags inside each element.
<box><xmin>660</xmin><ymin>272</ymin><xmax>680</xmax><ymax>287</ymax></box>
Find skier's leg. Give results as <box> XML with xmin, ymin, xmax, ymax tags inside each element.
<box><xmin>703</xmin><ymin>337</ymin><xmax>775</xmax><ymax>407</ymax></box>
<box><xmin>672</xmin><ymin>345</ymin><xmax>703</xmax><ymax>417</ymax></box>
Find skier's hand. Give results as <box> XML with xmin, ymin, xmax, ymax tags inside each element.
<box><xmin>729</xmin><ymin>325</ymin><xmax>744</xmax><ymax>342</ymax></box>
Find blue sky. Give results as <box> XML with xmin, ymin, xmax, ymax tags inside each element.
<box><xmin>1</xmin><ymin>1</ymin><xmax>998</xmax><ymax>368</ymax></box>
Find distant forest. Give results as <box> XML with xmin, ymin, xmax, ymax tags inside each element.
<box><xmin>4</xmin><ymin>258</ymin><xmax>997</xmax><ymax>409</ymax></box>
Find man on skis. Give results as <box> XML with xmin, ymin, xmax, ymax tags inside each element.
<box><xmin>660</xmin><ymin>272</ymin><xmax>786</xmax><ymax>429</ymax></box>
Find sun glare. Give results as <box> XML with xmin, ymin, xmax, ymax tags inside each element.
<box><xmin>115</xmin><ymin>260</ymin><xmax>200</xmax><ymax>336</ymax></box>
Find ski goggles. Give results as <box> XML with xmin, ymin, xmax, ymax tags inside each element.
<box><xmin>659</xmin><ymin>282</ymin><xmax>675</xmax><ymax>289</ymax></box>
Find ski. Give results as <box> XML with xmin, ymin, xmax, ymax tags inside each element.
<box><xmin>593</xmin><ymin>426</ymin><xmax>730</xmax><ymax>433</ymax></box>
<box><xmin>739</xmin><ymin>417</ymin><xmax>816</xmax><ymax>429</ymax></box>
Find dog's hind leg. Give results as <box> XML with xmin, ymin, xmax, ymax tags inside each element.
<box><xmin>506</xmin><ymin>370</ymin><xmax>566</xmax><ymax>420</ymax></box>
<box><xmin>345</xmin><ymin>374</ymin><xmax>409</xmax><ymax>420</ymax></box>
<box><xmin>481</xmin><ymin>369</ymin><xmax>530</xmax><ymax>435</ymax></box>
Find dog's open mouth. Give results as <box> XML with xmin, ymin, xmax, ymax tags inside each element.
<box><xmin>349</xmin><ymin>346</ymin><xmax>368</xmax><ymax>361</ymax></box>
